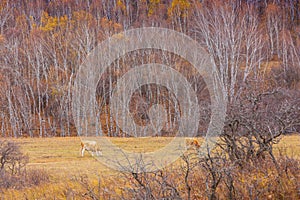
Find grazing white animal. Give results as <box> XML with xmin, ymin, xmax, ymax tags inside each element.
<box><xmin>80</xmin><ymin>140</ymin><xmax>102</xmax><ymax>157</ymax></box>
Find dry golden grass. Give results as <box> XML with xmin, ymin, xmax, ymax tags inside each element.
<box><xmin>0</xmin><ymin>135</ymin><xmax>299</xmax><ymax>199</ymax></box>
<box><xmin>273</xmin><ymin>134</ymin><xmax>300</xmax><ymax>158</ymax></box>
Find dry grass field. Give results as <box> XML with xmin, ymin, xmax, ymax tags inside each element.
<box><xmin>0</xmin><ymin>135</ymin><xmax>299</xmax><ymax>199</ymax></box>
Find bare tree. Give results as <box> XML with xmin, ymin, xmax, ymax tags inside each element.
<box><xmin>193</xmin><ymin>1</ymin><xmax>266</xmax><ymax>103</ymax></box>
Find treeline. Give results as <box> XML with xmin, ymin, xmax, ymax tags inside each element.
<box><xmin>0</xmin><ymin>0</ymin><xmax>299</xmax><ymax>137</ymax></box>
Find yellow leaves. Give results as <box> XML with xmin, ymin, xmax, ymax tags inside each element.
<box><xmin>148</xmin><ymin>0</ymin><xmax>160</xmax><ymax>16</ymax></box>
<box><xmin>168</xmin><ymin>0</ymin><xmax>191</xmax><ymax>18</ymax></box>
<box><xmin>40</xmin><ymin>11</ymin><xmax>68</xmax><ymax>32</ymax></box>
<box><xmin>38</xmin><ymin>10</ymin><xmax>97</xmax><ymax>34</ymax></box>
<box><xmin>59</xmin><ymin>15</ymin><xmax>68</xmax><ymax>29</ymax></box>
<box><xmin>117</xmin><ymin>0</ymin><xmax>126</xmax><ymax>12</ymax></box>
<box><xmin>112</xmin><ymin>32</ymin><xmax>125</xmax><ymax>40</ymax></box>
<box><xmin>29</xmin><ymin>16</ymin><xmax>37</xmax><ymax>30</ymax></box>
<box><xmin>40</xmin><ymin>11</ymin><xmax>57</xmax><ymax>32</ymax></box>
<box><xmin>238</xmin><ymin>167</ymin><xmax>279</xmax><ymax>193</ymax></box>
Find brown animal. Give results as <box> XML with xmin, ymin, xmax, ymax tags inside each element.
<box><xmin>186</xmin><ymin>138</ymin><xmax>200</xmax><ymax>150</ymax></box>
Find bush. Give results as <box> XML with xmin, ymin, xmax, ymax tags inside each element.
<box><xmin>0</xmin><ymin>140</ymin><xmax>49</xmax><ymax>190</ymax></box>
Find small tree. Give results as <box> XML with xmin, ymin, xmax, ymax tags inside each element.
<box><xmin>0</xmin><ymin>140</ymin><xmax>28</xmax><ymax>175</ymax></box>
<box><xmin>0</xmin><ymin>140</ymin><xmax>28</xmax><ymax>189</ymax></box>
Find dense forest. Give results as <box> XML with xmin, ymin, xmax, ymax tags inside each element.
<box><xmin>0</xmin><ymin>0</ymin><xmax>299</xmax><ymax>137</ymax></box>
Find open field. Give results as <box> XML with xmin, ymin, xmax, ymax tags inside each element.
<box><xmin>1</xmin><ymin>135</ymin><xmax>299</xmax><ymax>199</ymax></box>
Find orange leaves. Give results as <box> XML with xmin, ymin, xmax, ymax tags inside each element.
<box><xmin>71</xmin><ymin>10</ymin><xmax>95</xmax><ymax>28</ymax></box>
<box><xmin>266</xmin><ymin>3</ymin><xmax>280</xmax><ymax>16</ymax></box>
<box><xmin>16</xmin><ymin>14</ymin><xmax>28</xmax><ymax>31</ymax></box>
<box><xmin>186</xmin><ymin>138</ymin><xmax>200</xmax><ymax>150</ymax></box>
<box><xmin>0</xmin><ymin>34</ymin><xmax>5</xmax><ymax>44</ymax></box>
<box><xmin>101</xmin><ymin>17</ymin><xmax>121</xmax><ymax>30</ymax></box>
<box><xmin>100</xmin><ymin>17</ymin><xmax>122</xmax><ymax>36</ymax></box>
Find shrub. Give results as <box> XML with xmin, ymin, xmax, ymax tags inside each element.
<box><xmin>0</xmin><ymin>140</ymin><xmax>49</xmax><ymax>190</ymax></box>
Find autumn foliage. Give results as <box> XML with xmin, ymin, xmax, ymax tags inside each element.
<box><xmin>0</xmin><ymin>0</ymin><xmax>299</xmax><ymax>138</ymax></box>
